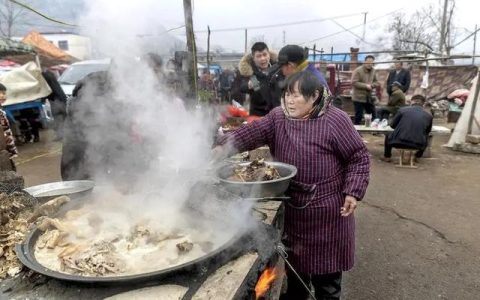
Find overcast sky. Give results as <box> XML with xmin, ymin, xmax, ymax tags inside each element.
<box><xmin>151</xmin><ymin>0</ymin><xmax>479</xmax><ymax>55</ymax></box>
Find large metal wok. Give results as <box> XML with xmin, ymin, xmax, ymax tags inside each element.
<box><xmin>16</xmin><ymin>226</ymin><xmax>243</xmax><ymax>284</ymax></box>
<box><xmin>16</xmin><ymin>186</ymin><xmax>245</xmax><ymax>284</ymax></box>
<box><xmin>216</xmin><ymin>162</ymin><xmax>297</xmax><ymax>198</ymax></box>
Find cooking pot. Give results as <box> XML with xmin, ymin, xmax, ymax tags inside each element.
<box><xmin>216</xmin><ymin>162</ymin><xmax>297</xmax><ymax>198</ymax></box>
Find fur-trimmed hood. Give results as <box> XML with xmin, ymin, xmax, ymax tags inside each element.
<box><xmin>238</xmin><ymin>51</ymin><xmax>278</xmax><ymax>77</ymax></box>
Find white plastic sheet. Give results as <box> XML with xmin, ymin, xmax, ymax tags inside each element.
<box><xmin>0</xmin><ymin>61</ymin><xmax>52</xmax><ymax>105</ymax></box>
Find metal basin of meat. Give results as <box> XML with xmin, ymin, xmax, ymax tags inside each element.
<box><xmin>216</xmin><ymin>161</ymin><xmax>297</xmax><ymax>198</ymax></box>
<box><xmin>16</xmin><ymin>191</ymin><xmax>243</xmax><ymax>284</ymax></box>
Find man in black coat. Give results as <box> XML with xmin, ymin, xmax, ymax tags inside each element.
<box><xmin>238</xmin><ymin>42</ymin><xmax>282</xmax><ymax>116</ymax></box>
<box><xmin>386</xmin><ymin>60</ymin><xmax>411</xmax><ymax>96</ymax></box>
<box><xmin>381</xmin><ymin>94</ymin><xmax>433</xmax><ymax>162</ymax></box>
<box><xmin>61</xmin><ymin>71</ymin><xmax>146</xmax><ymax>181</ymax></box>
<box><xmin>42</xmin><ymin>70</ymin><xmax>68</xmax><ymax>140</ymax></box>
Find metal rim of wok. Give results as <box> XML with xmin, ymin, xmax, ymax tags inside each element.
<box><xmin>16</xmin><ymin>225</ymin><xmax>244</xmax><ymax>284</ymax></box>
<box><xmin>216</xmin><ymin>162</ymin><xmax>297</xmax><ymax>185</ymax></box>
<box><xmin>23</xmin><ymin>180</ymin><xmax>95</xmax><ymax>200</ymax></box>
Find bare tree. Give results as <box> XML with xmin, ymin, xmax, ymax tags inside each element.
<box><xmin>422</xmin><ymin>0</ymin><xmax>457</xmax><ymax>56</ymax></box>
<box><xmin>0</xmin><ymin>0</ymin><xmax>28</xmax><ymax>38</ymax></box>
<box><xmin>388</xmin><ymin>11</ymin><xmax>437</xmax><ymax>52</ymax></box>
<box><xmin>388</xmin><ymin>0</ymin><xmax>458</xmax><ymax>55</ymax></box>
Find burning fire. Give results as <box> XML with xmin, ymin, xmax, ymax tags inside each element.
<box><xmin>255</xmin><ymin>266</ymin><xmax>279</xmax><ymax>299</ymax></box>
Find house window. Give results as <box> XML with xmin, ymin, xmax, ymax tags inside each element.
<box><xmin>58</xmin><ymin>40</ymin><xmax>69</xmax><ymax>50</ymax></box>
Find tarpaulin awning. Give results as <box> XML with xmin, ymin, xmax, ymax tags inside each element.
<box><xmin>0</xmin><ymin>38</ymin><xmax>35</xmax><ymax>56</ymax></box>
<box><xmin>21</xmin><ymin>31</ymin><xmax>79</xmax><ymax>66</ymax></box>
<box><xmin>308</xmin><ymin>53</ymin><xmax>369</xmax><ymax>63</ymax></box>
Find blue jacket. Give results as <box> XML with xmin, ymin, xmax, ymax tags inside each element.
<box><xmin>306</xmin><ymin>63</ymin><xmax>329</xmax><ymax>91</ymax></box>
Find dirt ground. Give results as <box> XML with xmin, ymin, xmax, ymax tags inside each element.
<box><xmin>1</xmin><ymin>125</ymin><xmax>479</xmax><ymax>300</ymax></box>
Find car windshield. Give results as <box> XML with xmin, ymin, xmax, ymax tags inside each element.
<box><xmin>58</xmin><ymin>63</ymin><xmax>109</xmax><ymax>85</ymax></box>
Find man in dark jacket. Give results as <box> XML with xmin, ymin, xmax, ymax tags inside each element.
<box><xmin>61</xmin><ymin>71</ymin><xmax>146</xmax><ymax>181</ymax></box>
<box><xmin>376</xmin><ymin>81</ymin><xmax>406</xmax><ymax>120</ymax></box>
<box><xmin>381</xmin><ymin>94</ymin><xmax>433</xmax><ymax>162</ymax></box>
<box><xmin>238</xmin><ymin>42</ymin><xmax>282</xmax><ymax>116</ymax></box>
<box><xmin>386</xmin><ymin>60</ymin><xmax>411</xmax><ymax>96</ymax></box>
<box><xmin>42</xmin><ymin>70</ymin><xmax>68</xmax><ymax>140</ymax></box>
<box><xmin>277</xmin><ymin>44</ymin><xmax>329</xmax><ymax>89</ymax></box>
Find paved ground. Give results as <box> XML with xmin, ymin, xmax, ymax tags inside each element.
<box><xmin>344</xmin><ymin>132</ymin><xmax>480</xmax><ymax>300</ymax></box>
<box><xmin>13</xmin><ymin>130</ymin><xmax>62</xmax><ymax>187</ymax></box>
<box><xmin>2</xmin><ymin>126</ymin><xmax>480</xmax><ymax>299</ymax></box>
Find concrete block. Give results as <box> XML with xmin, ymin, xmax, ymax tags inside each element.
<box><xmin>466</xmin><ymin>135</ymin><xmax>480</xmax><ymax>144</ymax></box>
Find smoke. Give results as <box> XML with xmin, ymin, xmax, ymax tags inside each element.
<box><xmin>68</xmin><ymin>0</ymin><xmax>256</xmax><ymax>242</ymax></box>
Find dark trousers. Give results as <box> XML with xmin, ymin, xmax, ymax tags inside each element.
<box><xmin>376</xmin><ymin>107</ymin><xmax>392</xmax><ymax>121</ymax></box>
<box><xmin>353</xmin><ymin>101</ymin><xmax>376</xmax><ymax>125</ymax></box>
<box><xmin>280</xmin><ymin>270</ymin><xmax>342</xmax><ymax>300</ymax></box>
<box><xmin>384</xmin><ymin>134</ymin><xmax>424</xmax><ymax>158</ymax></box>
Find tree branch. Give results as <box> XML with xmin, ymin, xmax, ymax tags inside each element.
<box><xmin>400</xmin><ymin>39</ymin><xmax>434</xmax><ymax>51</ymax></box>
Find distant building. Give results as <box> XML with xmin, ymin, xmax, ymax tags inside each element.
<box><xmin>40</xmin><ymin>32</ymin><xmax>92</xmax><ymax>60</ymax></box>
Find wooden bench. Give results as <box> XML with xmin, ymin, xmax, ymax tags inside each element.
<box><xmin>396</xmin><ymin>149</ymin><xmax>418</xmax><ymax>168</ymax></box>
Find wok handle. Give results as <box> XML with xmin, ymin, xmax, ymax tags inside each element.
<box><xmin>244</xmin><ymin>196</ymin><xmax>291</xmax><ymax>201</ymax></box>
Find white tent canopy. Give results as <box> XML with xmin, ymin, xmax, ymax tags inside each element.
<box><xmin>447</xmin><ymin>74</ymin><xmax>480</xmax><ymax>147</ymax></box>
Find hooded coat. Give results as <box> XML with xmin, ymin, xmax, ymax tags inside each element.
<box><xmin>238</xmin><ymin>51</ymin><xmax>283</xmax><ymax>116</ymax></box>
<box><xmin>218</xmin><ymin>105</ymin><xmax>370</xmax><ymax>274</ymax></box>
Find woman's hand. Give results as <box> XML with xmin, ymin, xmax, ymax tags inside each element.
<box><xmin>340</xmin><ymin>195</ymin><xmax>357</xmax><ymax>217</ymax></box>
<box><xmin>211</xmin><ymin>145</ymin><xmax>226</xmax><ymax>162</ymax></box>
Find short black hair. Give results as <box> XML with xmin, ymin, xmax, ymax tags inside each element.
<box><xmin>365</xmin><ymin>55</ymin><xmax>375</xmax><ymax>61</ymax></box>
<box><xmin>411</xmin><ymin>94</ymin><xmax>426</xmax><ymax>104</ymax></box>
<box><xmin>283</xmin><ymin>71</ymin><xmax>324</xmax><ymax>101</ymax></box>
<box><xmin>251</xmin><ymin>42</ymin><xmax>268</xmax><ymax>55</ymax></box>
<box><xmin>0</xmin><ymin>83</ymin><xmax>6</xmax><ymax>92</ymax></box>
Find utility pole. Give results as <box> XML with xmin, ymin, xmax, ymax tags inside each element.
<box><xmin>313</xmin><ymin>44</ymin><xmax>316</xmax><ymax>63</ymax></box>
<box><xmin>206</xmin><ymin>25</ymin><xmax>211</xmax><ymax>72</ymax></box>
<box><xmin>362</xmin><ymin>12</ymin><xmax>368</xmax><ymax>47</ymax></box>
<box><xmin>183</xmin><ymin>0</ymin><xmax>198</xmax><ymax>101</ymax></box>
<box><xmin>473</xmin><ymin>24</ymin><xmax>478</xmax><ymax>65</ymax></box>
<box><xmin>439</xmin><ymin>0</ymin><xmax>449</xmax><ymax>54</ymax></box>
<box><xmin>244</xmin><ymin>29</ymin><xmax>248</xmax><ymax>53</ymax></box>
<box><xmin>283</xmin><ymin>30</ymin><xmax>286</xmax><ymax>46</ymax></box>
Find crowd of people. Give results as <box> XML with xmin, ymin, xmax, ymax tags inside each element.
<box><xmin>350</xmin><ymin>55</ymin><xmax>432</xmax><ymax>162</ymax></box>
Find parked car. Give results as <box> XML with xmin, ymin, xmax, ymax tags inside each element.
<box><xmin>58</xmin><ymin>59</ymin><xmax>110</xmax><ymax>96</ymax></box>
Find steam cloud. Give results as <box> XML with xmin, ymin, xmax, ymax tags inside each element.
<box><xmin>71</xmin><ymin>0</ymin><xmax>256</xmax><ymax>241</ymax></box>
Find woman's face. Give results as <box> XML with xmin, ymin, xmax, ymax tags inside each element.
<box><xmin>284</xmin><ymin>82</ymin><xmax>317</xmax><ymax>119</ymax></box>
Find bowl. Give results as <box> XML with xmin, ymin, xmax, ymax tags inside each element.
<box><xmin>216</xmin><ymin>162</ymin><xmax>297</xmax><ymax>198</ymax></box>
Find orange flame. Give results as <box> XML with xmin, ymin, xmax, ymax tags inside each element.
<box><xmin>255</xmin><ymin>266</ymin><xmax>279</xmax><ymax>300</ymax></box>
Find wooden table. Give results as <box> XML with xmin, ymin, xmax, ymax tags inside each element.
<box><xmin>354</xmin><ymin>125</ymin><xmax>451</xmax><ymax>135</ymax></box>
<box><xmin>354</xmin><ymin>125</ymin><xmax>451</xmax><ymax>157</ymax></box>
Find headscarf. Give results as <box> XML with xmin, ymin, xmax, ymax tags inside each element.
<box><xmin>281</xmin><ymin>71</ymin><xmax>332</xmax><ymax>120</ymax></box>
